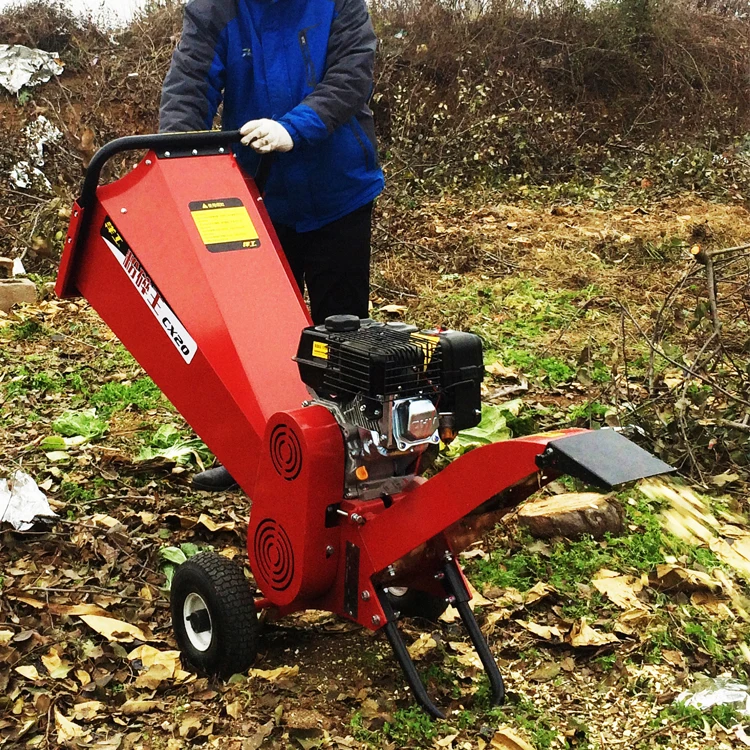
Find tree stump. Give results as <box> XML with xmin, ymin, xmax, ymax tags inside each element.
<box><xmin>518</xmin><ymin>492</ymin><xmax>623</xmax><ymax>540</ymax></box>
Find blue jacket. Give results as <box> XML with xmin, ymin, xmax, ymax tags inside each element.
<box><xmin>159</xmin><ymin>0</ymin><xmax>384</xmax><ymax>232</ymax></box>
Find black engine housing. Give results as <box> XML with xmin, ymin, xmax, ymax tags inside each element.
<box><xmin>295</xmin><ymin>317</ymin><xmax>484</xmax><ymax>432</ymax></box>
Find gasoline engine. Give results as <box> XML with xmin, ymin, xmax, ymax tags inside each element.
<box><xmin>296</xmin><ymin>315</ymin><xmax>485</xmax><ymax>500</ymax></box>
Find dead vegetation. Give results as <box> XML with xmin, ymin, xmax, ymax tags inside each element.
<box><xmin>1</xmin><ymin>1</ymin><xmax>750</xmax><ymax>748</ymax></box>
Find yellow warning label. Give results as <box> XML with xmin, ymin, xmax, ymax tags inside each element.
<box><xmin>189</xmin><ymin>198</ymin><xmax>260</xmax><ymax>253</ymax></box>
<box><xmin>410</xmin><ymin>332</ymin><xmax>439</xmax><ymax>370</ymax></box>
<box><xmin>312</xmin><ymin>342</ymin><xmax>329</xmax><ymax>360</ymax></box>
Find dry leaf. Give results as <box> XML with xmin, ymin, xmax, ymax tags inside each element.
<box><xmin>568</xmin><ymin>619</ymin><xmax>619</xmax><ymax>648</ymax></box>
<box><xmin>55</xmin><ymin>708</ymin><xmax>90</xmax><ymax>746</ymax></box>
<box><xmin>225</xmin><ymin>701</ymin><xmax>242</xmax><ymax>719</ymax></box>
<box><xmin>380</xmin><ymin>304</ymin><xmax>408</xmax><ymax>314</ymax></box>
<box><xmin>15</xmin><ymin>665</ymin><xmax>40</xmax><ymax>680</ymax></box>
<box><xmin>248</xmin><ymin>665</ymin><xmax>299</xmax><ymax>681</ymax></box>
<box><xmin>524</xmin><ymin>582</ymin><xmax>555</xmax><ymax>606</ymax></box>
<box><xmin>80</xmin><ymin>615</ymin><xmax>148</xmax><ymax>643</ymax></box>
<box><xmin>653</xmin><ymin>564</ymin><xmax>722</xmax><ymax>593</ymax></box>
<box><xmin>690</xmin><ymin>591</ymin><xmax>727</xmax><ymax>616</ymax></box>
<box><xmin>736</xmin><ymin>725</ymin><xmax>750</xmax><ymax>747</ymax></box>
<box><xmin>128</xmin><ymin>645</ymin><xmax>180</xmax><ymax>674</ymax></box>
<box><xmin>483</xmin><ymin>610</ymin><xmax>512</xmax><ymax>636</ymax></box>
<box><xmin>529</xmin><ymin>662</ymin><xmax>561</xmax><ymax>682</ymax></box>
<box><xmin>491</xmin><ymin>726</ymin><xmax>537</xmax><ymax>750</ymax></box>
<box><xmin>0</xmin><ymin>630</ymin><xmax>13</xmax><ymax>647</ymax></box>
<box><xmin>439</xmin><ymin>604</ymin><xmax>460</xmax><ymax>623</ymax></box>
<box><xmin>71</xmin><ymin>701</ymin><xmax>106</xmax><ymax>721</ymax></box>
<box><xmin>91</xmin><ymin>513</ymin><xmax>121</xmax><ymax>529</ymax></box>
<box><xmin>560</xmin><ymin>657</ymin><xmax>576</xmax><ymax>672</ymax></box>
<box><xmin>460</xmin><ymin>548</ymin><xmax>489</xmax><ymax>561</ymax></box>
<box><xmin>89</xmin><ymin>737</ymin><xmax>123</xmax><ymax>750</ymax></box>
<box><xmin>360</xmin><ymin>698</ymin><xmax>384</xmax><ymax>720</ymax></box>
<box><xmin>120</xmin><ymin>700</ymin><xmax>161</xmax><ymax>715</ymax></box>
<box><xmin>437</xmin><ymin>733</ymin><xmax>459</xmax><ymax>747</ymax></box>
<box><xmin>614</xmin><ymin>608</ymin><xmax>651</xmax><ymax>635</ymax></box>
<box><xmin>42</xmin><ymin>648</ymin><xmax>74</xmax><ymax>679</ymax></box>
<box><xmin>517</xmin><ymin>619</ymin><xmax>567</xmax><ymax>642</ymax></box>
<box><xmin>592</xmin><ymin>570</ymin><xmax>646</xmax><ymax>610</ymax></box>
<box><xmin>408</xmin><ymin>632</ymin><xmax>437</xmax><ymax>660</ymax></box>
<box><xmin>486</xmin><ymin>362</ymin><xmax>520</xmax><ymax>380</ymax></box>
<box><xmin>135</xmin><ymin>663</ymin><xmax>172</xmax><ymax>690</ymax></box>
<box><xmin>467</xmin><ymin>580</ymin><xmax>493</xmax><ymax>607</ymax></box>
<box><xmin>449</xmin><ymin>641</ymin><xmax>483</xmax><ymax>669</ymax></box>
<box><xmin>75</xmin><ymin>669</ymin><xmax>92</xmax><ymax>686</ymax></box>
<box><xmin>662</xmin><ymin>650</ymin><xmax>685</xmax><ymax>668</ymax></box>
<box><xmin>197</xmin><ymin>514</ymin><xmax>236</xmax><ymax>533</ymax></box>
<box><xmin>179</xmin><ymin>714</ymin><xmax>203</xmax><ymax>739</ymax></box>
<box><xmin>49</xmin><ymin>603</ymin><xmax>111</xmax><ymax>618</ymax></box>
<box><xmin>244</xmin><ymin>721</ymin><xmax>274</xmax><ymax>750</ymax></box>
<box><xmin>7</xmin><ymin>595</ymin><xmax>45</xmax><ymax>609</ymax></box>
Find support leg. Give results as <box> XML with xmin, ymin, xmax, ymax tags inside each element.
<box><xmin>442</xmin><ymin>555</ymin><xmax>505</xmax><ymax>705</ymax></box>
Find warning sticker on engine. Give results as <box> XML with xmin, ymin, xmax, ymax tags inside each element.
<box><xmin>312</xmin><ymin>342</ymin><xmax>329</xmax><ymax>360</ymax></box>
<box><xmin>101</xmin><ymin>218</ymin><xmax>197</xmax><ymax>364</ymax></box>
<box><xmin>189</xmin><ymin>198</ymin><xmax>260</xmax><ymax>253</ymax></box>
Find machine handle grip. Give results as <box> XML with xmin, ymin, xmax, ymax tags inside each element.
<box><xmin>79</xmin><ymin>130</ymin><xmax>243</xmax><ymax>208</ymax></box>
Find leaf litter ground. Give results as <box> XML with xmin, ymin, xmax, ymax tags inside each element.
<box><xmin>2</xmin><ymin>191</ymin><xmax>750</xmax><ymax>749</ymax></box>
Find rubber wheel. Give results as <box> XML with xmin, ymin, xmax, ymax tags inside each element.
<box><xmin>385</xmin><ymin>586</ymin><xmax>449</xmax><ymax>623</ymax></box>
<box><xmin>171</xmin><ymin>551</ymin><xmax>259</xmax><ymax>678</ymax></box>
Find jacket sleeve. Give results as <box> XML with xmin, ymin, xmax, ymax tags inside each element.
<box><xmin>279</xmin><ymin>0</ymin><xmax>376</xmax><ymax>146</ymax></box>
<box><xmin>159</xmin><ymin>0</ymin><xmax>229</xmax><ymax>133</ymax></box>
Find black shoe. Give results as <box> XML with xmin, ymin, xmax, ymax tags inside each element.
<box><xmin>191</xmin><ymin>465</ymin><xmax>239</xmax><ymax>492</ymax></box>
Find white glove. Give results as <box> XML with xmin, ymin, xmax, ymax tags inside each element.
<box><xmin>240</xmin><ymin>119</ymin><xmax>294</xmax><ymax>153</ymax></box>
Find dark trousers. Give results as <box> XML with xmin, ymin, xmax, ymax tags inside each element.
<box><xmin>273</xmin><ymin>202</ymin><xmax>372</xmax><ymax>326</ymax></box>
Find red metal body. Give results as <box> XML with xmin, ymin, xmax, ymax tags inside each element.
<box><xmin>58</xmin><ymin>150</ymin><xmax>310</xmax><ymax>494</ymax></box>
<box><xmin>57</xmin><ymin>148</ymin><xmax>583</xmax><ymax>631</ymax></box>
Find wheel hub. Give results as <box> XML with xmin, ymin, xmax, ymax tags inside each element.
<box><xmin>183</xmin><ymin>592</ymin><xmax>213</xmax><ymax>652</ymax></box>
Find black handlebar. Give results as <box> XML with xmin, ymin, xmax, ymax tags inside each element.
<box><xmin>79</xmin><ymin>130</ymin><xmax>243</xmax><ymax>208</ymax></box>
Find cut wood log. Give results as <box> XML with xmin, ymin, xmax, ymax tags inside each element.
<box><xmin>518</xmin><ymin>492</ymin><xmax>623</xmax><ymax>540</ymax></box>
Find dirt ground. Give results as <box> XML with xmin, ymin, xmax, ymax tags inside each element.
<box><xmin>2</xmin><ymin>186</ymin><xmax>750</xmax><ymax>749</ymax></box>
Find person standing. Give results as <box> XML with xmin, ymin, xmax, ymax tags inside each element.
<box><xmin>160</xmin><ymin>0</ymin><xmax>384</xmax><ymax>491</ymax></box>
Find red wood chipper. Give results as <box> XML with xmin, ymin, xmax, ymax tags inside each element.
<box><xmin>56</xmin><ymin>131</ymin><xmax>674</xmax><ymax>717</ymax></box>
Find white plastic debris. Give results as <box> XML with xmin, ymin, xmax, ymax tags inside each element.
<box><xmin>676</xmin><ymin>673</ymin><xmax>750</xmax><ymax>717</ymax></box>
<box><xmin>0</xmin><ymin>44</ymin><xmax>64</xmax><ymax>95</ymax></box>
<box><xmin>12</xmin><ymin>258</ymin><xmax>25</xmax><ymax>277</ymax></box>
<box><xmin>9</xmin><ymin>115</ymin><xmax>63</xmax><ymax>190</ymax></box>
<box><xmin>24</xmin><ymin>116</ymin><xmax>63</xmax><ymax>166</ymax></box>
<box><xmin>9</xmin><ymin>160</ymin><xmax>50</xmax><ymax>190</ymax></box>
<box><xmin>0</xmin><ymin>471</ymin><xmax>58</xmax><ymax>531</ymax></box>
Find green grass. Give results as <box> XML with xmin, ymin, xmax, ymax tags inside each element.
<box><xmin>60</xmin><ymin>482</ymin><xmax>97</xmax><ymax>505</ymax></box>
<box><xmin>410</xmin><ymin>276</ymin><xmax>599</xmax><ymax>386</ymax></box>
<box><xmin>92</xmin><ymin>377</ymin><xmax>164</xmax><ymax>417</ymax></box>
<box><xmin>352</xmin><ymin>706</ymin><xmax>440</xmax><ymax>747</ymax></box>
<box><xmin>662</xmin><ymin>701</ymin><xmax>740</xmax><ymax>731</ymax></box>
<box><xmin>468</xmin><ymin>487</ymin><xmax>725</xmax><ymax>628</ymax></box>
<box><xmin>13</xmin><ymin>319</ymin><xmax>45</xmax><ymax>340</ymax></box>
<box><xmin>569</xmin><ymin>401</ymin><xmax>610</xmax><ymax>423</ymax></box>
<box><xmin>482</xmin><ymin>694</ymin><xmax>560</xmax><ymax>750</ymax></box>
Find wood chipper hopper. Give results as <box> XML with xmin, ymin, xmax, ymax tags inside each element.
<box><xmin>56</xmin><ymin>131</ymin><xmax>674</xmax><ymax>717</ymax></box>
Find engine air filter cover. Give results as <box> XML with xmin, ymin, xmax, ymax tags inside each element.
<box><xmin>295</xmin><ymin>321</ymin><xmax>485</xmax><ymax>432</ymax></box>
<box><xmin>296</xmin><ymin>321</ymin><xmax>441</xmax><ymax>404</ymax></box>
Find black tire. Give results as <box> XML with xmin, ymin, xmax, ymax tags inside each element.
<box><xmin>171</xmin><ymin>552</ymin><xmax>259</xmax><ymax>678</ymax></box>
<box><xmin>385</xmin><ymin>587</ymin><xmax>449</xmax><ymax>623</ymax></box>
